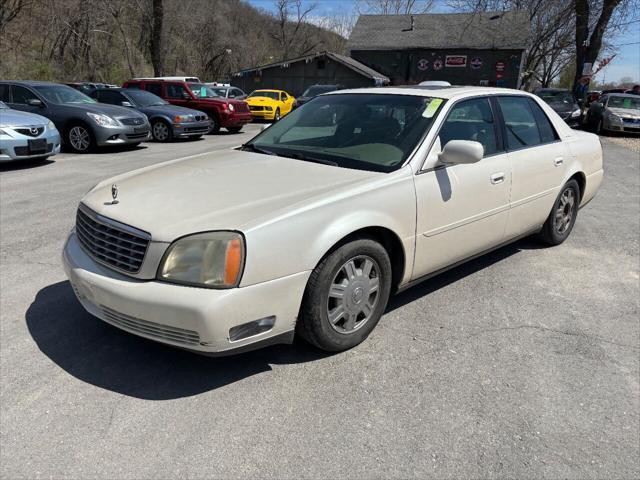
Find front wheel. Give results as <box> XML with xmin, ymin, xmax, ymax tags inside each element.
<box><xmin>66</xmin><ymin>123</ymin><xmax>95</xmax><ymax>153</ymax></box>
<box><xmin>208</xmin><ymin>114</ymin><xmax>220</xmax><ymax>134</ymax></box>
<box><xmin>273</xmin><ymin>108</ymin><xmax>281</xmax><ymax>121</ymax></box>
<box><xmin>297</xmin><ymin>238</ymin><xmax>392</xmax><ymax>352</ymax></box>
<box><xmin>538</xmin><ymin>179</ymin><xmax>580</xmax><ymax>246</ymax></box>
<box><xmin>151</xmin><ymin>119</ymin><xmax>173</xmax><ymax>142</ymax></box>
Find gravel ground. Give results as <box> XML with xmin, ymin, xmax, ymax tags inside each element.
<box><xmin>1</xmin><ymin>130</ymin><xmax>639</xmax><ymax>479</ymax></box>
<box><xmin>602</xmin><ymin>135</ymin><xmax>640</xmax><ymax>153</ymax></box>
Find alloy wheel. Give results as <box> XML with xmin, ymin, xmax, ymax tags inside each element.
<box><xmin>69</xmin><ymin>126</ymin><xmax>90</xmax><ymax>151</ymax></box>
<box><xmin>326</xmin><ymin>255</ymin><xmax>380</xmax><ymax>334</ymax></box>
<box><xmin>555</xmin><ymin>187</ymin><xmax>576</xmax><ymax>234</ymax></box>
<box><xmin>153</xmin><ymin>121</ymin><xmax>169</xmax><ymax>141</ymax></box>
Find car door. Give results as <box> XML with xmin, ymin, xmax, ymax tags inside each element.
<box><xmin>496</xmin><ymin>96</ymin><xmax>570</xmax><ymax>238</ymax></box>
<box><xmin>7</xmin><ymin>85</ymin><xmax>47</xmax><ymax>115</ymax></box>
<box><xmin>412</xmin><ymin>96</ymin><xmax>511</xmax><ymax>278</ymax></box>
<box><xmin>281</xmin><ymin>92</ymin><xmax>293</xmax><ymax>114</ymax></box>
<box><xmin>166</xmin><ymin>83</ymin><xmax>191</xmax><ymax>108</ymax></box>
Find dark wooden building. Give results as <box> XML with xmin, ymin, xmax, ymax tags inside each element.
<box><xmin>347</xmin><ymin>11</ymin><xmax>530</xmax><ymax>89</ymax></box>
<box><xmin>231</xmin><ymin>51</ymin><xmax>389</xmax><ymax>97</ymax></box>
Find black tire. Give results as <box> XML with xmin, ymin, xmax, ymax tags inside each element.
<box><xmin>66</xmin><ymin>122</ymin><xmax>95</xmax><ymax>153</ymax></box>
<box><xmin>151</xmin><ymin>119</ymin><xmax>173</xmax><ymax>142</ymax></box>
<box><xmin>274</xmin><ymin>108</ymin><xmax>281</xmax><ymax>121</ymax></box>
<box><xmin>227</xmin><ymin>126</ymin><xmax>243</xmax><ymax>134</ymax></box>
<box><xmin>297</xmin><ymin>237</ymin><xmax>392</xmax><ymax>352</ymax></box>
<box><xmin>538</xmin><ymin>179</ymin><xmax>580</xmax><ymax>246</ymax></box>
<box><xmin>188</xmin><ymin>135</ymin><xmax>203</xmax><ymax>140</ymax></box>
<box><xmin>208</xmin><ymin>114</ymin><xmax>220</xmax><ymax>134</ymax></box>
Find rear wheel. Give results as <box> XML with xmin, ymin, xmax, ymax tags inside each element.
<box><xmin>227</xmin><ymin>126</ymin><xmax>242</xmax><ymax>134</ymax></box>
<box><xmin>297</xmin><ymin>238</ymin><xmax>392</xmax><ymax>352</ymax></box>
<box><xmin>151</xmin><ymin>119</ymin><xmax>173</xmax><ymax>142</ymax></box>
<box><xmin>538</xmin><ymin>179</ymin><xmax>580</xmax><ymax>246</ymax></box>
<box><xmin>66</xmin><ymin>123</ymin><xmax>95</xmax><ymax>153</ymax></box>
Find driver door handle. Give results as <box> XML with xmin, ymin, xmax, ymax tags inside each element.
<box><xmin>554</xmin><ymin>157</ymin><xmax>564</xmax><ymax>166</ymax></box>
<box><xmin>490</xmin><ymin>172</ymin><xmax>505</xmax><ymax>185</ymax></box>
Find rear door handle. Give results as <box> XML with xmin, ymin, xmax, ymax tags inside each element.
<box><xmin>554</xmin><ymin>157</ymin><xmax>564</xmax><ymax>166</ymax></box>
<box><xmin>490</xmin><ymin>172</ymin><xmax>505</xmax><ymax>184</ymax></box>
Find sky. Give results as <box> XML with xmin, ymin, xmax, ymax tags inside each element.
<box><xmin>246</xmin><ymin>0</ymin><xmax>640</xmax><ymax>83</ymax></box>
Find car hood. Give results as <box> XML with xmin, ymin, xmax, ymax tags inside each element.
<box><xmin>607</xmin><ymin>107</ymin><xmax>640</xmax><ymax>118</ymax></box>
<box><xmin>63</xmin><ymin>102</ymin><xmax>146</xmax><ymax>119</ymax></box>
<box><xmin>0</xmin><ymin>108</ymin><xmax>51</xmax><ymax>127</ymax></box>
<box><xmin>247</xmin><ymin>97</ymin><xmax>276</xmax><ymax>104</ymax></box>
<box><xmin>140</xmin><ymin>104</ymin><xmax>205</xmax><ymax>116</ymax></box>
<box><xmin>82</xmin><ymin>149</ymin><xmax>381</xmax><ymax>242</ymax></box>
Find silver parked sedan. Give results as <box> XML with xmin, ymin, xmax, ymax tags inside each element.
<box><xmin>0</xmin><ymin>101</ymin><xmax>61</xmax><ymax>162</ymax></box>
<box><xmin>63</xmin><ymin>86</ymin><xmax>603</xmax><ymax>355</ymax></box>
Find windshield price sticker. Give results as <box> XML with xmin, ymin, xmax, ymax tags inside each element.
<box><xmin>423</xmin><ymin>98</ymin><xmax>443</xmax><ymax>118</ymax></box>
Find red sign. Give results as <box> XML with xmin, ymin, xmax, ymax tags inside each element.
<box><xmin>445</xmin><ymin>55</ymin><xmax>467</xmax><ymax>68</ymax></box>
<box><xmin>495</xmin><ymin>61</ymin><xmax>506</xmax><ymax>72</ymax></box>
<box><xmin>496</xmin><ymin>72</ymin><xmax>504</xmax><ymax>80</ymax></box>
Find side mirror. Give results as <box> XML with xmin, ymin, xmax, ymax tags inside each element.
<box><xmin>121</xmin><ymin>101</ymin><xmax>133</xmax><ymax>107</ymax></box>
<box><xmin>438</xmin><ymin>140</ymin><xmax>484</xmax><ymax>165</ymax></box>
<box><xmin>27</xmin><ymin>98</ymin><xmax>43</xmax><ymax>107</ymax></box>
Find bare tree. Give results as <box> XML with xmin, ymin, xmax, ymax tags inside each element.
<box><xmin>271</xmin><ymin>0</ymin><xmax>317</xmax><ymax>61</ymax></box>
<box><xmin>149</xmin><ymin>0</ymin><xmax>164</xmax><ymax>76</ymax></box>
<box><xmin>0</xmin><ymin>0</ymin><xmax>27</xmax><ymax>34</ymax></box>
<box><xmin>356</xmin><ymin>0</ymin><xmax>434</xmax><ymax>14</ymax></box>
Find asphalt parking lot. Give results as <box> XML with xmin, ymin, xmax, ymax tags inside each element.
<box><xmin>1</xmin><ymin>127</ymin><xmax>639</xmax><ymax>479</ymax></box>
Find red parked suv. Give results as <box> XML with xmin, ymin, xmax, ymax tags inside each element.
<box><xmin>122</xmin><ymin>79</ymin><xmax>251</xmax><ymax>133</ymax></box>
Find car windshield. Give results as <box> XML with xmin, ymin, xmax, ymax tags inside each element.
<box><xmin>124</xmin><ymin>89</ymin><xmax>167</xmax><ymax>107</ymax></box>
<box><xmin>188</xmin><ymin>83</ymin><xmax>220</xmax><ymax>98</ymax></box>
<box><xmin>244</xmin><ymin>93</ymin><xmax>444</xmax><ymax>173</ymax></box>
<box><xmin>302</xmin><ymin>85</ymin><xmax>336</xmax><ymax>97</ymax></box>
<box><xmin>537</xmin><ymin>91</ymin><xmax>574</xmax><ymax>104</ymax></box>
<box><xmin>209</xmin><ymin>88</ymin><xmax>228</xmax><ymax>97</ymax></box>
<box><xmin>33</xmin><ymin>85</ymin><xmax>96</xmax><ymax>104</ymax></box>
<box><xmin>249</xmin><ymin>91</ymin><xmax>280</xmax><ymax>100</ymax></box>
<box><xmin>607</xmin><ymin>96</ymin><xmax>640</xmax><ymax>110</ymax></box>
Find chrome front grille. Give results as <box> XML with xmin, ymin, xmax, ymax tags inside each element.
<box><xmin>75</xmin><ymin>205</ymin><xmax>150</xmax><ymax>273</ymax></box>
<box><xmin>249</xmin><ymin>105</ymin><xmax>264</xmax><ymax>111</ymax></box>
<box><xmin>15</xmin><ymin>126</ymin><xmax>45</xmax><ymax>137</ymax></box>
<box><xmin>100</xmin><ymin>306</ymin><xmax>201</xmax><ymax>346</ymax></box>
<box><xmin>120</xmin><ymin>117</ymin><xmax>145</xmax><ymax>126</ymax></box>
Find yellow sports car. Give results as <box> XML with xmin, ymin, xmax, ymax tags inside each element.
<box><xmin>246</xmin><ymin>89</ymin><xmax>295</xmax><ymax>121</ymax></box>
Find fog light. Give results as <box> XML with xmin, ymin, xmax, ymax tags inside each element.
<box><xmin>108</xmin><ymin>134</ymin><xmax>118</xmax><ymax>141</ymax></box>
<box><xmin>229</xmin><ymin>316</ymin><xmax>275</xmax><ymax>342</ymax></box>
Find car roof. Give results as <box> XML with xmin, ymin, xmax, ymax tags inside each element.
<box><xmin>254</xmin><ymin>89</ymin><xmax>282</xmax><ymax>92</ymax></box>
<box><xmin>0</xmin><ymin>80</ymin><xmax>61</xmax><ymax>87</ymax></box>
<box><xmin>326</xmin><ymin>85</ymin><xmax>534</xmax><ymax>100</ymax></box>
<box><xmin>603</xmin><ymin>93</ymin><xmax>638</xmax><ymax>98</ymax></box>
<box><xmin>536</xmin><ymin>88</ymin><xmax>570</xmax><ymax>92</ymax></box>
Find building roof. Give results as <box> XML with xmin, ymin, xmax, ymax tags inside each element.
<box><xmin>347</xmin><ymin>11</ymin><xmax>530</xmax><ymax>52</ymax></box>
<box><xmin>232</xmin><ymin>51</ymin><xmax>390</xmax><ymax>84</ymax></box>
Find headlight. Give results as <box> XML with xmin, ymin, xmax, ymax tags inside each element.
<box><xmin>606</xmin><ymin>112</ymin><xmax>622</xmax><ymax>123</ymax></box>
<box><xmin>158</xmin><ymin>231</ymin><xmax>245</xmax><ymax>288</ymax></box>
<box><xmin>570</xmin><ymin>109</ymin><xmax>581</xmax><ymax>118</ymax></box>
<box><xmin>174</xmin><ymin>114</ymin><xmax>194</xmax><ymax>123</ymax></box>
<box><xmin>265</xmin><ymin>106</ymin><xmax>273</xmax><ymax>111</ymax></box>
<box><xmin>87</xmin><ymin>112</ymin><xmax>119</xmax><ymax>127</ymax></box>
<box><xmin>227</xmin><ymin>103</ymin><xmax>235</xmax><ymax>112</ymax></box>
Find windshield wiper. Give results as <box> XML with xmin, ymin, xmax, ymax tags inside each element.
<box><xmin>241</xmin><ymin>143</ymin><xmax>276</xmax><ymax>155</ymax></box>
<box><xmin>277</xmin><ymin>151</ymin><xmax>338</xmax><ymax>166</ymax></box>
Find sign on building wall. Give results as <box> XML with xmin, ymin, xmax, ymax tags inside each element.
<box><xmin>445</xmin><ymin>55</ymin><xmax>467</xmax><ymax>67</ymax></box>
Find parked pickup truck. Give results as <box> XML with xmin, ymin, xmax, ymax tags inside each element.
<box><xmin>122</xmin><ymin>79</ymin><xmax>252</xmax><ymax>133</ymax></box>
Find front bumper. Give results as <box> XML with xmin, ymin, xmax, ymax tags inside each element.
<box><xmin>219</xmin><ymin>111</ymin><xmax>252</xmax><ymax>128</ymax></box>
<box><xmin>0</xmin><ymin>130</ymin><xmax>61</xmax><ymax>162</ymax></box>
<box><xmin>249</xmin><ymin>110</ymin><xmax>276</xmax><ymax>120</ymax></box>
<box><xmin>62</xmin><ymin>232</ymin><xmax>310</xmax><ymax>355</ymax></box>
<box><xmin>94</xmin><ymin>124</ymin><xmax>151</xmax><ymax>146</ymax></box>
<box><xmin>173</xmin><ymin>119</ymin><xmax>211</xmax><ymax>137</ymax></box>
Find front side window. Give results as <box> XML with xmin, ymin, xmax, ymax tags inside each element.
<box><xmin>607</xmin><ymin>95</ymin><xmax>640</xmax><ymax>110</ymax></box>
<box><xmin>246</xmin><ymin>93</ymin><xmax>443</xmax><ymax>173</ymax></box>
<box><xmin>439</xmin><ymin>97</ymin><xmax>499</xmax><ymax>156</ymax></box>
<box><xmin>497</xmin><ymin>96</ymin><xmax>541</xmax><ymax>149</ymax></box>
<box><xmin>0</xmin><ymin>85</ymin><xmax>10</xmax><ymax>102</ymax></box>
<box><xmin>166</xmin><ymin>84</ymin><xmax>189</xmax><ymax>99</ymax></box>
<box><xmin>97</xmin><ymin>90</ymin><xmax>125</xmax><ymax>105</ymax></box>
<box><xmin>281</xmin><ymin>93</ymin><xmax>288</xmax><ymax>101</ymax></box>
<box><xmin>33</xmin><ymin>85</ymin><xmax>96</xmax><ymax>104</ymax></box>
<box><xmin>11</xmin><ymin>86</ymin><xmax>40</xmax><ymax>104</ymax></box>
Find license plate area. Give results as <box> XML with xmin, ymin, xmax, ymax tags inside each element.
<box><xmin>133</xmin><ymin>126</ymin><xmax>148</xmax><ymax>133</ymax></box>
<box><xmin>28</xmin><ymin>138</ymin><xmax>47</xmax><ymax>154</ymax></box>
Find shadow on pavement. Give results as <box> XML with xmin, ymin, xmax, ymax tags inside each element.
<box><xmin>0</xmin><ymin>158</ymin><xmax>55</xmax><ymax>172</ymax></box>
<box><xmin>27</xmin><ymin>238</ymin><xmax>542</xmax><ymax>400</ymax></box>
<box><xmin>26</xmin><ymin>281</ymin><xmax>328</xmax><ymax>401</ymax></box>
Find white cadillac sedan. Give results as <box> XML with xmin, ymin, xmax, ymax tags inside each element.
<box><xmin>63</xmin><ymin>86</ymin><xmax>603</xmax><ymax>355</ymax></box>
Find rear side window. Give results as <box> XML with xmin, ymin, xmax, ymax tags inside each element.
<box><xmin>439</xmin><ymin>97</ymin><xmax>499</xmax><ymax>156</ymax></box>
<box><xmin>527</xmin><ymin>98</ymin><xmax>558</xmax><ymax>144</ymax></box>
<box><xmin>145</xmin><ymin>83</ymin><xmax>162</xmax><ymax>96</ymax></box>
<box><xmin>497</xmin><ymin>96</ymin><xmax>541</xmax><ymax>149</ymax></box>
<box><xmin>0</xmin><ymin>84</ymin><xmax>9</xmax><ymax>102</ymax></box>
